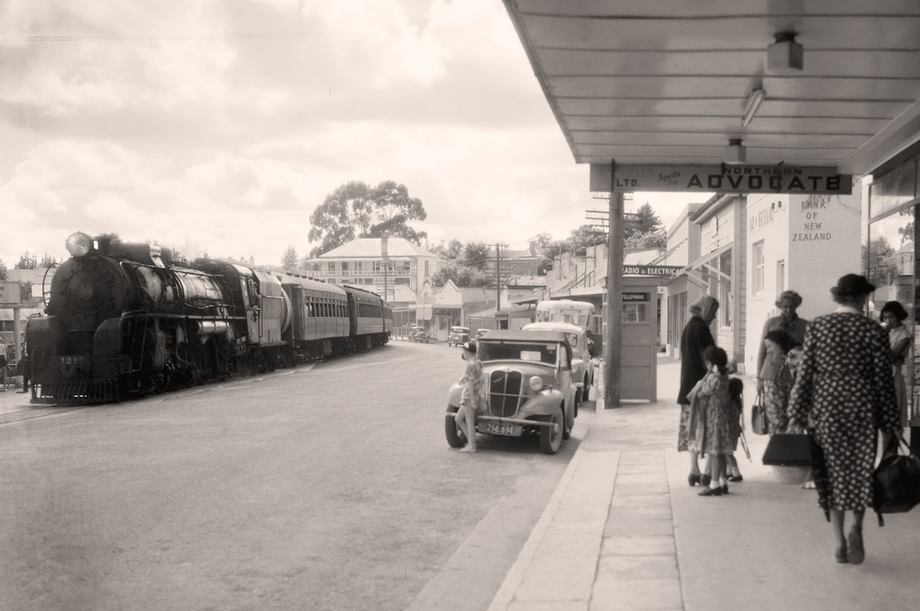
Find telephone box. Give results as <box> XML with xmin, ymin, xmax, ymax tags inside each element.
<box><xmin>602</xmin><ymin>276</ymin><xmax>662</xmax><ymax>402</ymax></box>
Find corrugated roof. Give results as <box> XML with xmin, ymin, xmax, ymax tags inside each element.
<box><xmin>316</xmin><ymin>238</ymin><xmax>434</xmax><ymax>259</ymax></box>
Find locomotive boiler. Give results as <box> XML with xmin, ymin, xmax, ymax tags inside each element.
<box><xmin>27</xmin><ymin>232</ymin><xmax>390</xmax><ymax>405</ymax></box>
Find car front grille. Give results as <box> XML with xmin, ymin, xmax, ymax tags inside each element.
<box><xmin>488</xmin><ymin>369</ymin><xmax>523</xmax><ymax>417</ymax></box>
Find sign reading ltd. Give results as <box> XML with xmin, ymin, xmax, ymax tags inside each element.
<box><xmin>590</xmin><ymin>163</ymin><xmax>852</xmax><ymax>195</ymax></box>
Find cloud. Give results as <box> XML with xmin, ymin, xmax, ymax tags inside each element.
<box><xmin>0</xmin><ymin>0</ymin><xmax>699</xmax><ymax>270</ymax></box>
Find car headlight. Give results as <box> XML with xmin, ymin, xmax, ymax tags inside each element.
<box><xmin>528</xmin><ymin>376</ymin><xmax>544</xmax><ymax>391</ymax></box>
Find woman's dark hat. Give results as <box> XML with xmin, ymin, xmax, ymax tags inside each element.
<box><xmin>461</xmin><ymin>341</ymin><xmax>477</xmax><ymax>354</ymax></box>
<box><xmin>830</xmin><ymin>274</ymin><xmax>875</xmax><ymax>298</ymax></box>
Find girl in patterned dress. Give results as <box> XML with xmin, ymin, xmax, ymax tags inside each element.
<box><xmin>688</xmin><ymin>346</ymin><xmax>733</xmax><ymax>496</ymax></box>
<box><xmin>761</xmin><ymin>329</ymin><xmax>796</xmax><ymax>434</ymax></box>
<box><xmin>789</xmin><ymin>274</ymin><xmax>900</xmax><ymax>564</ymax></box>
<box><xmin>455</xmin><ymin>341</ymin><xmax>483</xmax><ymax>453</ymax></box>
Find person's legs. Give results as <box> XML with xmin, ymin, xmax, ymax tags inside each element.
<box><xmin>831</xmin><ymin>509</ymin><xmax>847</xmax><ymax>562</ymax></box>
<box><xmin>698</xmin><ymin>454</ymin><xmax>723</xmax><ymax>496</ymax></box>
<box><xmin>726</xmin><ymin>454</ymin><xmax>742</xmax><ymax>479</ymax></box>
<box><xmin>848</xmin><ymin>510</ymin><xmax>865</xmax><ymax>564</ymax></box>
<box><xmin>689</xmin><ymin>451</ymin><xmax>701</xmax><ymax>475</ymax></box>
<box><xmin>456</xmin><ymin>403</ymin><xmax>476</xmax><ymax>452</ymax></box>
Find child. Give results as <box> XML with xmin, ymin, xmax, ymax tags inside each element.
<box><xmin>762</xmin><ymin>329</ymin><xmax>796</xmax><ymax>434</ymax></box>
<box><xmin>687</xmin><ymin>346</ymin><xmax>734</xmax><ymax>496</ymax></box>
<box><xmin>455</xmin><ymin>341</ymin><xmax>483</xmax><ymax>453</ymax></box>
<box><xmin>726</xmin><ymin>377</ymin><xmax>744</xmax><ymax>482</ymax></box>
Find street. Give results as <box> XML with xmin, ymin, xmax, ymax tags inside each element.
<box><xmin>0</xmin><ymin>341</ymin><xmax>579</xmax><ymax>611</ymax></box>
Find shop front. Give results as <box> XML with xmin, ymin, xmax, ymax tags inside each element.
<box><xmin>865</xmin><ymin>148</ymin><xmax>920</xmax><ymax>433</ymax></box>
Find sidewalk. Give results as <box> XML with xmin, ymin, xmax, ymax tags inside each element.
<box><xmin>488</xmin><ymin>356</ymin><xmax>920</xmax><ymax>611</ymax></box>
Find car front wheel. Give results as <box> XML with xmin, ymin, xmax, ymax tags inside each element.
<box><xmin>539</xmin><ymin>406</ymin><xmax>564</xmax><ymax>454</ymax></box>
<box><xmin>445</xmin><ymin>409</ymin><xmax>466</xmax><ymax>448</ymax></box>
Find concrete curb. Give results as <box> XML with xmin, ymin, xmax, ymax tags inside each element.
<box><xmin>486</xmin><ymin>424</ymin><xmax>591</xmax><ymax>611</ymax></box>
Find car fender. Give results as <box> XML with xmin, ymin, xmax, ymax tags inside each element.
<box><xmin>447</xmin><ymin>382</ymin><xmax>463</xmax><ymax>409</ymax></box>
<box><xmin>518</xmin><ymin>389</ymin><xmax>564</xmax><ymax>418</ymax></box>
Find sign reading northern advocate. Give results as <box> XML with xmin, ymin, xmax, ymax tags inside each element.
<box><xmin>590</xmin><ymin>163</ymin><xmax>852</xmax><ymax>195</ymax></box>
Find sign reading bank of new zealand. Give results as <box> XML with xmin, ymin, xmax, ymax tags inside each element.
<box><xmin>590</xmin><ymin>163</ymin><xmax>852</xmax><ymax>195</ymax></box>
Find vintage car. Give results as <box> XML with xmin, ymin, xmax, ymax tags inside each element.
<box><xmin>444</xmin><ymin>330</ymin><xmax>577</xmax><ymax>454</ymax></box>
<box><xmin>408</xmin><ymin>324</ymin><xmax>431</xmax><ymax>343</ymax></box>
<box><xmin>447</xmin><ymin>326</ymin><xmax>470</xmax><ymax>347</ymax></box>
<box><xmin>475</xmin><ymin>328</ymin><xmax>491</xmax><ymax>339</ymax></box>
<box><xmin>522</xmin><ymin>321</ymin><xmax>594</xmax><ymax>408</ymax></box>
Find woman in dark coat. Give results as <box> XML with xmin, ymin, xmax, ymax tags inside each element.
<box><xmin>677</xmin><ymin>295</ymin><xmax>719</xmax><ymax>486</ymax></box>
<box><xmin>788</xmin><ymin>274</ymin><xmax>899</xmax><ymax>564</ymax></box>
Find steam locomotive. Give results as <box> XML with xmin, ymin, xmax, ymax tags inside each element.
<box><xmin>26</xmin><ymin>232</ymin><xmax>391</xmax><ymax>404</ymax></box>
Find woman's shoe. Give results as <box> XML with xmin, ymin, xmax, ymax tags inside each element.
<box><xmin>698</xmin><ymin>486</ymin><xmax>722</xmax><ymax>497</ymax></box>
<box><xmin>721</xmin><ymin>484</ymin><xmax>729</xmax><ymax>494</ymax></box>
<box><xmin>847</xmin><ymin>529</ymin><xmax>864</xmax><ymax>565</ymax></box>
<box><xmin>688</xmin><ymin>473</ymin><xmax>701</xmax><ymax>487</ymax></box>
<box><xmin>727</xmin><ymin>474</ymin><xmax>743</xmax><ymax>482</ymax></box>
<box><xmin>701</xmin><ymin>474</ymin><xmax>712</xmax><ymax>487</ymax></box>
<box><xmin>835</xmin><ymin>544</ymin><xmax>848</xmax><ymax>564</ymax></box>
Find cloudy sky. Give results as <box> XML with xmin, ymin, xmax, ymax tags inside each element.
<box><xmin>0</xmin><ymin>0</ymin><xmax>706</xmax><ymax>268</ymax></box>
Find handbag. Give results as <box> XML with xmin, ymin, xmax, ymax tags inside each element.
<box><xmin>762</xmin><ymin>433</ymin><xmax>812</xmax><ymax>467</ymax></box>
<box><xmin>751</xmin><ymin>391</ymin><xmax>768</xmax><ymax>435</ymax></box>
<box><xmin>872</xmin><ymin>433</ymin><xmax>920</xmax><ymax>526</ymax></box>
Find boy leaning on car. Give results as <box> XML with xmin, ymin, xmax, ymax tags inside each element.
<box><xmin>455</xmin><ymin>341</ymin><xmax>483</xmax><ymax>453</ymax></box>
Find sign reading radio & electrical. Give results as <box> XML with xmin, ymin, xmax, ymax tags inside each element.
<box><xmin>622</xmin><ymin>264</ymin><xmax>682</xmax><ymax>277</ymax></box>
<box><xmin>0</xmin><ymin>281</ymin><xmax>21</xmax><ymax>307</ymax></box>
<box><xmin>590</xmin><ymin>163</ymin><xmax>852</xmax><ymax>195</ymax></box>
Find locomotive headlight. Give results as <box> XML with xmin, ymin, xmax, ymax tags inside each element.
<box><xmin>66</xmin><ymin>232</ymin><xmax>93</xmax><ymax>257</ymax></box>
<box><xmin>528</xmin><ymin>376</ymin><xmax>544</xmax><ymax>391</ymax></box>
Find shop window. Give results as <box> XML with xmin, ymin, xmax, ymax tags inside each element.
<box><xmin>720</xmin><ymin>251</ymin><xmax>732</xmax><ymax>327</ymax></box>
<box><xmin>327</xmin><ymin>262</ymin><xmax>335</xmax><ymax>272</ymax></box>
<box><xmin>752</xmin><ymin>240</ymin><xmax>765</xmax><ymax>295</ymax></box>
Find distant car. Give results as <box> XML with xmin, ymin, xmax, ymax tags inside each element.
<box><xmin>447</xmin><ymin>326</ymin><xmax>470</xmax><ymax>347</ymax></box>
<box><xmin>444</xmin><ymin>330</ymin><xmax>577</xmax><ymax>454</ymax></box>
<box><xmin>408</xmin><ymin>325</ymin><xmax>432</xmax><ymax>343</ymax></box>
<box><xmin>522</xmin><ymin>321</ymin><xmax>594</xmax><ymax>408</ymax></box>
<box><xmin>475</xmin><ymin>328</ymin><xmax>491</xmax><ymax>339</ymax></box>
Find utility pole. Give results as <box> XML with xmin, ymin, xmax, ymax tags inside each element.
<box><xmin>605</xmin><ymin>161</ymin><xmax>624</xmax><ymax>409</ymax></box>
<box><xmin>381</xmin><ymin>232</ymin><xmax>389</xmax><ymax>302</ymax></box>
<box><xmin>495</xmin><ymin>242</ymin><xmax>501</xmax><ymax>311</ymax></box>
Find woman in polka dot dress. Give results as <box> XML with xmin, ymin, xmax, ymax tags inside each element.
<box><xmin>788</xmin><ymin>274</ymin><xmax>899</xmax><ymax>565</ymax></box>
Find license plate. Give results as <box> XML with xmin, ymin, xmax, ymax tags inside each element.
<box><xmin>482</xmin><ymin>422</ymin><xmax>523</xmax><ymax>436</ymax></box>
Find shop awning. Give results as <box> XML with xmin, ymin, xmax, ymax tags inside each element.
<box><xmin>503</xmin><ymin>1</ymin><xmax>920</xmax><ymax>174</ymax></box>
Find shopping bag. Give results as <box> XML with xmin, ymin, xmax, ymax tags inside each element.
<box><xmin>762</xmin><ymin>433</ymin><xmax>812</xmax><ymax>467</ymax></box>
<box><xmin>872</xmin><ymin>434</ymin><xmax>920</xmax><ymax>526</ymax></box>
<box><xmin>751</xmin><ymin>392</ymin><xmax>768</xmax><ymax>435</ymax></box>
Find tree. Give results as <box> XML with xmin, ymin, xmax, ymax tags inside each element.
<box><xmin>39</xmin><ymin>253</ymin><xmax>57</xmax><ymax>268</ymax></box>
<box><xmin>528</xmin><ymin>233</ymin><xmax>553</xmax><ymax>256</ymax></box>
<box><xmin>624</xmin><ymin>202</ymin><xmax>667</xmax><ymax>249</ymax></box>
<box><xmin>281</xmin><ymin>245</ymin><xmax>298</xmax><ymax>271</ymax></box>
<box><xmin>865</xmin><ymin>236</ymin><xmax>899</xmax><ymax>287</ymax></box>
<box><xmin>567</xmin><ymin>225</ymin><xmax>607</xmax><ymax>255</ymax></box>
<box><xmin>308</xmin><ymin>180</ymin><xmax>428</xmax><ymax>258</ymax></box>
<box><xmin>462</xmin><ymin>242</ymin><xmax>491</xmax><ymax>270</ymax></box>
<box><xmin>0</xmin><ymin>259</ymin><xmax>7</xmax><ymax>280</ymax></box>
<box><xmin>14</xmin><ymin>252</ymin><xmax>38</xmax><ymax>270</ymax></box>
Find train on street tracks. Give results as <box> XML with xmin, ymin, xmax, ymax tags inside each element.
<box><xmin>26</xmin><ymin>232</ymin><xmax>392</xmax><ymax>404</ymax></box>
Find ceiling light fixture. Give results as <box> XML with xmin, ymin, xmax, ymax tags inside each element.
<box><xmin>767</xmin><ymin>31</ymin><xmax>804</xmax><ymax>73</ymax></box>
<box><xmin>724</xmin><ymin>138</ymin><xmax>746</xmax><ymax>164</ymax></box>
<box><xmin>741</xmin><ymin>88</ymin><xmax>766</xmax><ymax>128</ymax></box>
